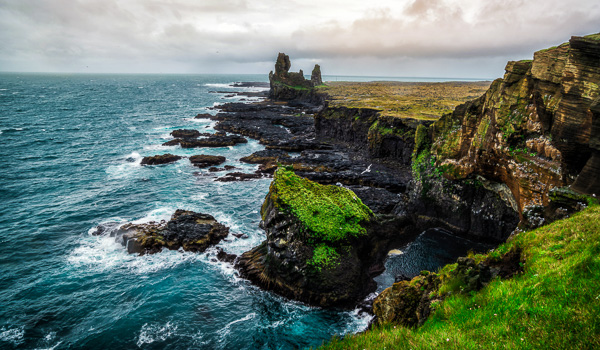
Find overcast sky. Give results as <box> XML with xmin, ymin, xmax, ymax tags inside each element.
<box><xmin>1</xmin><ymin>0</ymin><xmax>599</xmax><ymax>79</ymax></box>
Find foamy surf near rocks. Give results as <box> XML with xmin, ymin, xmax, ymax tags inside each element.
<box><xmin>102</xmin><ymin>210</ymin><xmax>230</xmax><ymax>255</ymax></box>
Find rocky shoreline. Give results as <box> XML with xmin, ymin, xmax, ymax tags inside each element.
<box><xmin>96</xmin><ymin>37</ymin><xmax>599</xmax><ymax>330</ymax></box>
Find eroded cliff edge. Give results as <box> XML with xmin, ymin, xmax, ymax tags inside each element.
<box><xmin>428</xmin><ymin>33</ymin><xmax>600</xmax><ymax>227</ymax></box>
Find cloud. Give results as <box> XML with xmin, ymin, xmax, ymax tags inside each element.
<box><xmin>290</xmin><ymin>0</ymin><xmax>600</xmax><ymax>60</ymax></box>
<box><xmin>0</xmin><ymin>0</ymin><xmax>598</xmax><ymax>76</ymax></box>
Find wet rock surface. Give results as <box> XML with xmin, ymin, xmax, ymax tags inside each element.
<box><xmin>163</xmin><ymin>132</ymin><xmax>248</xmax><ymax>148</ymax></box>
<box><xmin>140</xmin><ymin>153</ymin><xmax>182</xmax><ymax>165</ymax></box>
<box><xmin>118</xmin><ymin>209</ymin><xmax>230</xmax><ymax>255</ymax></box>
<box><xmin>189</xmin><ymin>154</ymin><xmax>226</xmax><ymax>168</ymax></box>
<box><xmin>170</xmin><ymin>129</ymin><xmax>202</xmax><ymax>139</ymax></box>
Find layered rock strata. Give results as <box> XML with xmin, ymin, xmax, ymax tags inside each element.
<box><xmin>428</xmin><ymin>34</ymin><xmax>600</xmax><ymax>224</ymax></box>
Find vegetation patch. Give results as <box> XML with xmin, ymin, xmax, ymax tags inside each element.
<box><xmin>269</xmin><ymin>168</ymin><xmax>373</xmax><ymax>243</ymax></box>
<box><xmin>319</xmin><ymin>204</ymin><xmax>600</xmax><ymax>349</ymax></box>
<box><xmin>318</xmin><ymin>81</ymin><xmax>490</xmax><ymax>120</ymax></box>
<box><xmin>308</xmin><ymin>244</ymin><xmax>341</xmax><ymax>271</ymax></box>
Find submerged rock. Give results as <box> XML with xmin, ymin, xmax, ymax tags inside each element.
<box><xmin>119</xmin><ymin>209</ymin><xmax>229</xmax><ymax>255</ymax></box>
<box><xmin>180</xmin><ymin>134</ymin><xmax>248</xmax><ymax>148</ymax></box>
<box><xmin>140</xmin><ymin>154</ymin><xmax>182</xmax><ymax>165</ymax></box>
<box><xmin>215</xmin><ymin>172</ymin><xmax>263</xmax><ymax>182</ymax></box>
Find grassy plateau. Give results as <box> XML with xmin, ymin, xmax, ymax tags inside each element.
<box><xmin>317</xmin><ymin>81</ymin><xmax>490</xmax><ymax>120</ymax></box>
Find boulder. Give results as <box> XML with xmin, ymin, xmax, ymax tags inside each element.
<box><xmin>119</xmin><ymin>210</ymin><xmax>229</xmax><ymax>255</ymax></box>
<box><xmin>170</xmin><ymin>129</ymin><xmax>201</xmax><ymax>139</ymax></box>
<box><xmin>189</xmin><ymin>155</ymin><xmax>226</xmax><ymax>168</ymax></box>
<box><xmin>141</xmin><ymin>154</ymin><xmax>182</xmax><ymax>165</ymax></box>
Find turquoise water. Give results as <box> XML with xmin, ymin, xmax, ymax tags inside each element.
<box><xmin>0</xmin><ymin>73</ymin><xmax>371</xmax><ymax>349</ymax></box>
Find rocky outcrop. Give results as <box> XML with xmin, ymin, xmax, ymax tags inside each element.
<box><xmin>171</xmin><ymin>129</ymin><xmax>202</xmax><ymax>139</ymax></box>
<box><xmin>311</xmin><ymin>64</ymin><xmax>323</xmax><ymax>86</ymax></box>
<box><xmin>373</xmin><ymin>247</ymin><xmax>523</xmax><ymax>327</ymax></box>
<box><xmin>119</xmin><ymin>209</ymin><xmax>229</xmax><ymax>255</ymax></box>
<box><xmin>163</xmin><ymin>132</ymin><xmax>248</xmax><ymax>148</ymax></box>
<box><xmin>268</xmin><ymin>53</ymin><xmax>323</xmax><ymax>101</ymax></box>
<box><xmin>428</xmin><ymin>34</ymin><xmax>600</xmax><ymax>225</ymax></box>
<box><xmin>141</xmin><ymin>154</ymin><xmax>182</xmax><ymax>165</ymax></box>
<box><xmin>189</xmin><ymin>155</ymin><xmax>226</xmax><ymax>168</ymax></box>
<box><xmin>315</xmin><ymin>107</ymin><xmax>422</xmax><ymax>166</ymax></box>
<box><xmin>237</xmin><ymin>169</ymin><xmax>387</xmax><ymax>307</ymax></box>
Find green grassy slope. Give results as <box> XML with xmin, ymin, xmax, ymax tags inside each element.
<box><xmin>319</xmin><ymin>204</ymin><xmax>600</xmax><ymax>349</ymax></box>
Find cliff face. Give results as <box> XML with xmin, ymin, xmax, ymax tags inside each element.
<box><xmin>237</xmin><ymin>168</ymin><xmax>420</xmax><ymax>307</ymax></box>
<box><xmin>268</xmin><ymin>53</ymin><xmax>323</xmax><ymax>101</ymax></box>
<box><xmin>315</xmin><ymin>107</ymin><xmax>420</xmax><ymax>166</ymax></box>
<box><xmin>431</xmin><ymin>34</ymin><xmax>600</xmax><ymax>220</ymax></box>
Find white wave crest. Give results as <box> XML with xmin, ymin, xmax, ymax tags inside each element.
<box><xmin>131</xmin><ymin>207</ymin><xmax>174</xmax><ymax>224</ymax></box>
<box><xmin>204</xmin><ymin>83</ymin><xmax>235</xmax><ymax>89</ymax></box>
<box><xmin>137</xmin><ymin>321</ymin><xmax>177</xmax><ymax>347</ymax></box>
<box><xmin>105</xmin><ymin>151</ymin><xmax>143</xmax><ymax>179</ymax></box>
<box><xmin>0</xmin><ymin>326</ymin><xmax>25</xmax><ymax>346</ymax></box>
<box><xmin>217</xmin><ymin>313</ymin><xmax>256</xmax><ymax>340</ymax></box>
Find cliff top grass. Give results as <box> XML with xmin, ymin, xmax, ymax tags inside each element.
<box><xmin>317</xmin><ymin>81</ymin><xmax>490</xmax><ymax>121</ymax></box>
<box><xmin>269</xmin><ymin>168</ymin><xmax>373</xmax><ymax>243</ymax></box>
<box><xmin>319</xmin><ymin>203</ymin><xmax>600</xmax><ymax>349</ymax></box>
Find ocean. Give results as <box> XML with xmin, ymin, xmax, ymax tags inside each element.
<box><xmin>0</xmin><ymin>73</ymin><xmax>491</xmax><ymax>349</ymax></box>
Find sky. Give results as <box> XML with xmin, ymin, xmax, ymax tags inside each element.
<box><xmin>0</xmin><ymin>0</ymin><xmax>599</xmax><ymax>79</ymax></box>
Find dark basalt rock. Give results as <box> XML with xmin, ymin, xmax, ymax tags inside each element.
<box><xmin>216</xmin><ymin>247</ymin><xmax>237</xmax><ymax>263</ymax></box>
<box><xmin>189</xmin><ymin>155</ymin><xmax>226</xmax><ymax>168</ymax></box>
<box><xmin>208</xmin><ymin>165</ymin><xmax>237</xmax><ymax>172</ymax></box>
<box><xmin>180</xmin><ymin>134</ymin><xmax>248</xmax><ymax>148</ymax></box>
<box><xmin>268</xmin><ymin>53</ymin><xmax>323</xmax><ymax>101</ymax></box>
<box><xmin>170</xmin><ymin>129</ymin><xmax>202</xmax><ymax>139</ymax></box>
<box><xmin>119</xmin><ymin>209</ymin><xmax>229</xmax><ymax>255</ymax></box>
<box><xmin>195</xmin><ymin>113</ymin><xmax>213</xmax><ymax>119</ymax></box>
<box><xmin>162</xmin><ymin>139</ymin><xmax>183</xmax><ymax>146</ymax></box>
<box><xmin>236</xmin><ymin>170</ymin><xmax>420</xmax><ymax>308</ymax></box>
<box><xmin>215</xmin><ymin>172</ymin><xmax>263</xmax><ymax>182</ymax></box>
<box><xmin>141</xmin><ymin>154</ymin><xmax>182</xmax><ymax>165</ymax></box>
<box><xmin>240</xmin><ymin>149</ymin><xmax>290</xmax><ymax>164</ymax></box>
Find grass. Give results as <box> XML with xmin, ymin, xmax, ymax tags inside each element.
<box><xmin>317</xmin><ymin>81</ymin><xmax>490</xmax><ymax>121</ymax></box>
<box><xmin>318</xmin><ymin>204</ymin><xmax>600</xmax><ymax>349</ymax></box>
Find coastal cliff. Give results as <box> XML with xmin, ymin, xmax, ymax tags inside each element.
<box><xmin>428</xmin><ymin>33</ymin><xmax>600</xmax><ymax>226</ymax></box>
<box><xmin>237</xmin><ymin>168</ymin><xmax>420</xmax><ymax>308</ymax></box>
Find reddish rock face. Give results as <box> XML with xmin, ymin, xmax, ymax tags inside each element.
<box><xmin>431</xmin><ymin>34</ymin><xmax>600</xmax><ymax>215</ymax></box>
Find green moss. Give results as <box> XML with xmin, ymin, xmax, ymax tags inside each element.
<box><xmin>270</xmin><ymin>168</ymin><xmax>373</xmax><ymax>243</ymax></box>
<box><xmin>583</xmin><ymin>33</ymin><xmax>600</xmax><ymax>41</ymax></box>
<box><xmin>472</xmin><ymin>117</ymin><xmax>490</xmax><ymax>149</ymax></box>
<box><xmin>308</xmin><ymin>244</ymin><xmax>340</xmax><ymax>271</ymax></box>
<box><xmin>319</xmin><ymin>204</ymin><xmax>600</xmax><ymax>350</ymax></box>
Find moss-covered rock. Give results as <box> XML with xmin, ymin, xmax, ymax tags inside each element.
<box><xmin>373</xmin><ymin>247</ymin><xmax>523</xmax><ymax>327</ymax></box>
<box><xmin>237</xmin><ymin>169</ymin><xmax>380</xmax><ymax>307</ymax></box>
